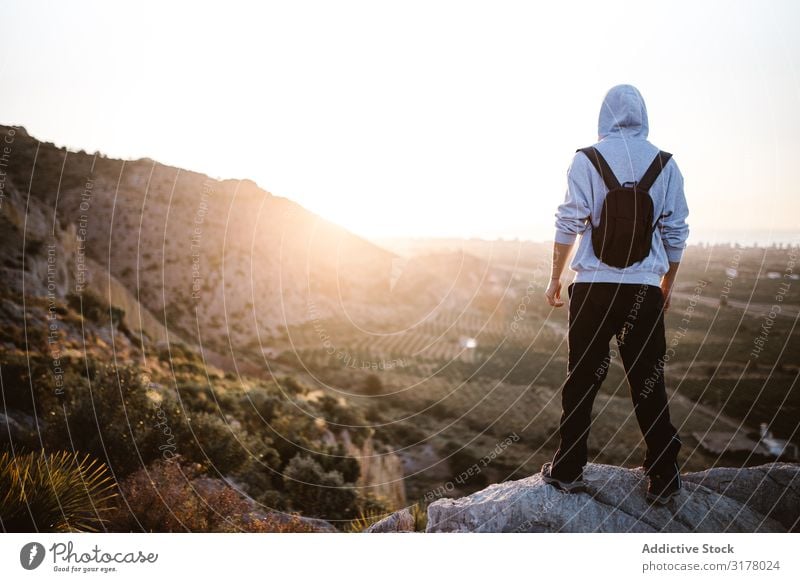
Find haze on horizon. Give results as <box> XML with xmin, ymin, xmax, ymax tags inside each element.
<box><xmin>1</xmin><ymin>0</ymin><xmax>798</xmax><ymax>245</ymax></box>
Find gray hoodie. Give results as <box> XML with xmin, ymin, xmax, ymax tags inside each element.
<box><xmin>554</xmin><ymin>84</ymin><xmax>690</xmax><ymax>286</ymax></box>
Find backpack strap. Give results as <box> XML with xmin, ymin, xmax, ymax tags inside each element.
<box><xmin>637</xmin><ymin>150</ymin><xmax>673</xmax><ymax>192</ymax></box>
<box><xmin>577</xmin><ymin>146</ymin><xmax>621</xmax><ymax>191</ymax></box>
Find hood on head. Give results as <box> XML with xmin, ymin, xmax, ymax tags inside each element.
<box><xmin>598</xmin><ymin>84</ymin><xmax>649</xmax><ymax>139</ymax></box>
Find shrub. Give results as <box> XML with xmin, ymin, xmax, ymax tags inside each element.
<box><xmin>66</xmin><ymin>289</ymin><xmax>124</xmax><ymax>328</ymax></box>
<box><xmin>214</xmin><ymin>430</ymin><xmax>281</xmax><ymax>495</ymax></box>
<box><xmin>0</xmin><ymin>354</ymin><xmax>50</xmax><ymax>413</ymax></box>
<box><xmin>0</xmin><ymin>450</ymin><xmax>117</xmax><ymax>532</ymax></box>
<box><xmin>364</xmin><ymin>406</ymin><xmax>385</xmax><ymax>423</ymax></box>
<box><xmin>298</xmin><ymin>443</ymin><xmax>360</xmax><ymax>485</ymax></box>
<box><xmin>106</xmin><ymin>456</ymin><xmax>316</xmax><ymax>533</ymax></box>
<box><xmin>375</xmin><ymin>421</ymin><xmax>425</xmax><ymax>448</ymax></box>
<box><xmin>280</xmin><ymin>376</ymin><xmax>307</xmax><ymax>396</ymax></box>
<box><xmin>42</xmin><ymin>363</ymin><xmax>180</xmax><ymax>477</ymax></box>
<box><xmin>243</xmin><ymin>390</ymin><xmax>285</xmax><ymax>424</ymax></box>
<box><xmin>317</xmin><ymin>395</ymin><xmax>370</xmax><ymax>446</ymax></box>
<box><xmin>40</xmin><ymin>363</ymin><xmax>274</xmax><ymax>482</ymax></box>
<box><xmin>180</xmin><ymin>412</ymin><xmax>252</xmax><ymax>475</ymax></box>
<box><xmin>283</xmin><ymin>454</ymin><xmax>358</xmax><ymax>524</ymax></box>
<box><xmin>264</xmin><ymin>414</ymin><xmax>323</xmax><ymax>474</ymax></box>
<box><xmin>427</xmin><ymin>400</ymin><xmax>452</xmax><ymax>421</ymax></box>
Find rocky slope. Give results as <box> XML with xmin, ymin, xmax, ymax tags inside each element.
<box><xmin>0</xmin><ymin>124</ymin><xmax>410</xmax><ymax>517</ymax></box>
<box><xmin>366</xmin><ymin>463</ymin><xmax>800</xmax><ymax>533</ymax></box>
<box><xmin>0</xmin><ymin>125</ymin><xmax>491</xmax><ymax>359</ymax></box>
<box><xmin>0</xmin><ymin>147</ymin><xmax>169</xmax><ymax>355</ymax></box>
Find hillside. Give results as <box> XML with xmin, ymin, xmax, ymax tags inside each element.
<box><xmin>2</xmin><ymin>123</ymin><xmax>798</xmax><ymax>532</ymax></box>
<box><xmin>0</xmin><ymin>125</ymin><xmax>410</xmax><ymax>530</ymax></box>
<box><xmin>1</xmin><ymin>126</ymin><xmax>495</xmax><ymax>356</ymax></box>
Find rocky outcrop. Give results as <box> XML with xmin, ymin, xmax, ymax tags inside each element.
<box><xmin>683</xmin><ymin>464</ymin><xmax>800</xmax><ymax>531</ymax></box>
<box><xmin>0</xmin><ymin>168</ymin><xmax>170</xmax><ymax>346</ymax></box>
<box><xmin>418</xmin><ymin>463</ymin><xmax>798</xmax><ymax>533</ymax></box>
<box><xmin>350</xmin><ymin>433</ymin><xmax>407</xmax><ymax>510</ymax></box>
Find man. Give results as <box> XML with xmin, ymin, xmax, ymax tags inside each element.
<box><xmin>541</xmin><ymin>84</ymin><xmax>689</xmax><ymax>505</ymax></box>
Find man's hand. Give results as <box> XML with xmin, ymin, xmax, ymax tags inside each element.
<box><xmin>545</xmin><ymin>278</ymin><xmax>564</xmax><ymax>307</ymax></box>
<box><xmin>546</xmin><ymin>242</ymin><xmax>573</xmax><ymax>308</ymax></box>
<box><xmin>661</xmin><ymin>282</ymin><xmax>672</xmax><ymax>312</ymax></box>
<box><xmin>660</xmin><ymin>261</ymin><xmax>680</xmax><ymax>312</ymax></box>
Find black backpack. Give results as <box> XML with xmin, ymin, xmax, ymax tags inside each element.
<box><xmin>577</xmin><ymin>146</ymin><xmax>672</xmax><ymax>268</ymax></box>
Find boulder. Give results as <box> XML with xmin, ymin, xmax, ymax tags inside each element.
<box><xmin>683</xmin><ymin>463</ymin><xmax>800</xmax><ymax>532</ymax></box>
<box><xmin>424</xmin><ymin>463</ymin><xmax>798</xmax><ymax>533</ymax></box>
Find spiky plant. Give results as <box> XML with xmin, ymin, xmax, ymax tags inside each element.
<box><xmin>0</xmin><ymin>450</ymin><xmax>117</xmax><ymax>532</ymax></box>
<box><xmin>347</xmin><ymin>507</ymin><xmax>387</xmax><ymax>533</ymax></box>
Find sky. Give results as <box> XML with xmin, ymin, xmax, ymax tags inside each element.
<box><xmin>1</xmin><ymin>0</ymin><xmax>798</xmax><ymax>243</ymax></box>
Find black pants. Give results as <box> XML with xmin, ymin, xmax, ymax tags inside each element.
<box><xmin>550</xmin><ymin>282</ymin><xmax>681</xmax><ymax>480</ymax></box>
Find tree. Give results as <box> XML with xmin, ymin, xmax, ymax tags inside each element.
<box><xmin>283</xmin><ymin>454</ymin><xmax>358</xmax><ymax>524</ymax></box>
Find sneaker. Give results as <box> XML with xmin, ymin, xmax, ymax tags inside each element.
<box><xmin>646</xmin><ymin>466</ymin><xmax>682</xmax><ymax>505</ymax></box>
<box><xmin>541</xmin><ymin>462</ymin><xmax>587</xmax><ymax>493</ymax></box>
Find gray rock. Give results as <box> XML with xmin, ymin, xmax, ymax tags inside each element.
<box><xmin>365</xmin><ymin>508</ymin><xmax>415</xmax><ymax>533</ymax></box>
<box><xmin>0</xmin><ymin>411</ymin><xmax>37</xmax><ymax>442</ymax></box>
<box><xmin>425</xmin><ymin>463</ymin><xmax>797</xmax><ymax>533</ymax></box>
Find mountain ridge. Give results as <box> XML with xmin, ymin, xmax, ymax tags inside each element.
<box><xmin>0</xmin><ymin>123</ymin><xmax>487</xmax><ymax>361</ymax></box>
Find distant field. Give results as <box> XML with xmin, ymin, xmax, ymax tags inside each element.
<box><xmin>269</xmin><ymin>244</ymin><xmax>799</xmax><ymax>501</ymax></box>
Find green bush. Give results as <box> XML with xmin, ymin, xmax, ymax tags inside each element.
<box><xmin>317</xmin><ymin>394</ymin><xmax>370</xmax><ymax>446</ymax></box>
<box><xmin>2</xmin><ymin>349</ymin><xmax>383</xmax><ymax>526</ymax></box>
<box><xmin>66</xmin><ymin>289</ymin><xmax>124</xmax><ymax>328</ymax></box>
<box><xmin>181</xmin><ymin>412</ymin><xmax>252</xmax><ymax>474</ymax></box>
<box><xmin>279</xmin><ymin>376</ymin><xmax>308</xmax><ymax>396</ymax></box>
<box><xmin>309</xmin><ymin>443</ymin><xmax>360</xmax><ymax>484</ymax></box>
<box><xmin>375</xmin><ymin>421</ymin><xmax>426</xmax><ymax>448</ymax></box>
<box><xmin>244</xmin><ymin>390</ymin><xmax>286</xmax><ymax>424</ymax></box>
<box><xmin>41</xmin><ymin>363</ymin><xmax>179</xmax><ymax>477</ymax></box>
<box><xmin>283</xmin><ymin>454</ymin><xmax>358</xmax><ymax>524</ymax></box>
<box><xmin>35</xmin><ymin>361</ymin><xmax>280</xmax><ymax>485</ymax></box>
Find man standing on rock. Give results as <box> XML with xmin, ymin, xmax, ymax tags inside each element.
<box><xmin>541</xmin><ymin>84</ymin><xmax>690</xmax><ymax>505</ymax></box>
